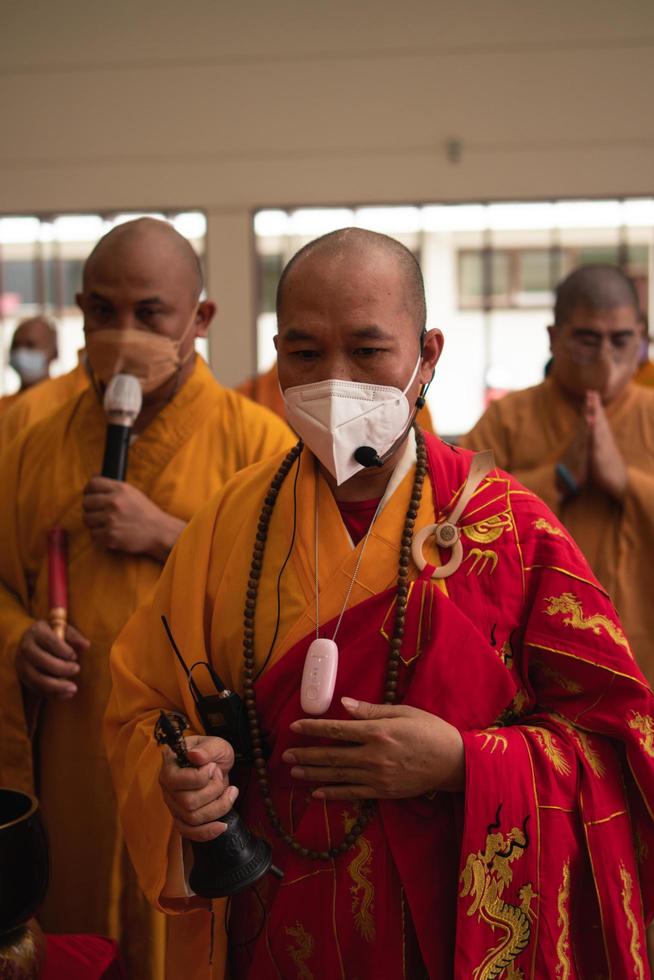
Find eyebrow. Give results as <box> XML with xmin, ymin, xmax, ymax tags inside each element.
<box><xmin>87</xmin><ymin>291</ymin><xmax>167</xmax><ymax>306</ymax></box>
<box><xmin>572</xmin><ymin>327</ymin><xmax>637</xmax><ymax>336</ymax></box>
<box><xmin>281</xmin><ymin>324</ymin><xmax>393</xmax><ymax>343</ymax></box>
<box><xmin>350</xmin><ymin>325</ymin><xmax>393</xmax><ymax>340</ymax></box>
<box><xmin>281</xmin><ymin>327</ymin><xmax>317</xmax><ymax>342</ymax></box>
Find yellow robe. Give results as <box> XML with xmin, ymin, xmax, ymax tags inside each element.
<box><xmin>635</xmin><ymin>359</ymin><xmax>654</xmax><ymax>388</ymax></box>
<box><xmin>0</xmin><ymin>357</ymin><xmax>293</xmax><ymax>978</ymax></box>
<box><xmin>105</xmin><ymin>441</ymin><xmax>443</xmax><ymax>979</ymax></box>
<box><xmin>460</xmin><ymin>377</ymin><xmax>654</xmax><ymax>686</ymax></box>
<box><xmin>237</xmin><ymin>360</ymin><xmax>437</xmax><ymax>433</ymax></box>
<box><xmin>0</xmin><ymin>391</ymin><xmax>22</xmax><ymax>419</ymax></box>
<box><xmin>0</xmin><ymin>361</ymin><xmax>89</xmax><ymax>451</ymax></box>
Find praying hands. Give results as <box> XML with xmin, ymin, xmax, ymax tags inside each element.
<box><xmin>558</xmin><ymin>389</ymin><xmax>627</xmax><ymax>501</ymax></box>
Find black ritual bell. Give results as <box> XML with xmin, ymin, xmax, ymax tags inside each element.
<box><xmin>0</xmin><ymin>789</ymin><xmax>49</xmax><ymax>936</ymax></box>
<box><xmin>155</xmin><ymin>711</ymin><xmax>280</xmax><ymax>899</ymax></box>
<box><xmin>188</xmin><ymin>809</ymin><xmax>273</xmax><ymax>898</ymax></box>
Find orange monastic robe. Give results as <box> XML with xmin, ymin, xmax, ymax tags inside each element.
<box><xmin>0</xmin><ymin>357</ymin><xmax>293</xmax><ymax>979</ymax></box>
<box><xmin>106</xmin><ymin>432</ymin><xmax>654</xmax><ymax>979</ymax></box>
<box><xmin>635</xmin><ymin>359</ymin><xmax>654</xmax><ymax>388</ymax></box>
<box><xmin>0</xmin><ymin>360</ymin><xmax>89</xmax><ymax>450</ymax></box>
<box><xmin>0</xmin><ymin>391</ymin><xmax>22</xmax><ymax>419</ymax></box>
<box><xmin>461</xmin><ymin>377</ymin><xmax>654</xmax><ymax>687</ymax></box>
<box><xmin>237</xmin><ymin>360</ymin><xmax>437</xmax><ymax>433</ymax></box>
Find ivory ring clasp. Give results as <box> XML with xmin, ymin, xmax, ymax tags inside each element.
<box><xmin>411</xmin><ymin>521</ymin><xmax>464</xmax><ymax>579</ymax></box>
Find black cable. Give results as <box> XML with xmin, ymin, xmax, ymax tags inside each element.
<box><xmin>253</xmin><ymin>446</ymin><xmax>303</xmax><ymax>683</ymax></box>
<box><xmin>161</xmin><ymin>614</ymin><xmax>190</xmax><ymax>677</ymax></box>
<box><xmin>226</xmin><ymin>883</ymin><xmax>267</xmax><ymax>949</ymax></box>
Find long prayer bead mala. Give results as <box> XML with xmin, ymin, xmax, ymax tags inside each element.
<box><xmin>241</xmin><ymin>425</ymin><xmax>428</xmax><ymax>861</ymax></box>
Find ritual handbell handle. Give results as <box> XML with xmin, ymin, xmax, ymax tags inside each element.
<box><xmin>154</xmin><ymin>711</ymin><xmax>282</xmax><ymax>898</ymax></box>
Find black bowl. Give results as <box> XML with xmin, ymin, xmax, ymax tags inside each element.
<box><xmin>0</xmin><ymin>789</ymin><xmax>49</xmax><ymax>936</ymax></box>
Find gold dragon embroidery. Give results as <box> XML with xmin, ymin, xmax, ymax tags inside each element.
<box><xmin>532</xmin><ymin>660</ymin><xmax>583</xmax><ymax>695</ymax></box>
<box><xmin>543</xmin><ymin>593</ymin><xmax>631</xmax><ymax>654</ymax></box>
<box><xmin>552</xmin><ymin>716</ymin><xmax>606</xmax><ymax>778</ymax></box>
<box><xmin>532</xmin><ymin>518</ymin><xmax>565</xmax><ymax>538</ymax></box>
<box><xmin>465</xmin><ymin>548</ymin><xmax>499</xmax><ymax>576</ymax></box>
<box><xmin>343</xmin><ymin>811</ymin><xmax>375</xmax><ymax>942</ymax></box>
<box><xmin>628</xmin><ymin>712</ymin><xmax>654</xmax><ymax>758</ymax></box>
<box><xmin>285</xmin><ymin>921</ymin><xmax>315</xmax><ymax>980</ymax></box>
<box><xmin>524</xmin><ymin>727</ymin><xmax>572</xmax><ymax>776</ymax></box>
<box><xmin>555</xmin><ymin>859</ymin><xmax>571</xmax><ymax>979</ymax></box>
<box><xmin>619</xmin><ymin>863</ymin><xmax>645</xmax><ymax>980</ymax></box>
<box><xmin>500</xmin><ymin>640</ymin><xmax>514</xmax><ymax>669</ymax></box>
<box><xmin>460</xmin><ymin>807</ymin><xmax>536</xmax><ymax>980</ymax></box>
<box><xmin>634</xmin><ymin>828</ymin><xmax>649</xmax><ymax>866</ymax></box>
<box><xmin>476</xmin><ymin>731</ymin><xmax>509</xmax><ymax>755</ymax></box>
<box><xmin>463</xmin><ymin>512</ymin><xmax>513</xmax><ymax>544</ymax></box>
<box><xmin>510</xmin><ymin>690</ymin><xmax>529</xmax><ymax>717</ymax></box>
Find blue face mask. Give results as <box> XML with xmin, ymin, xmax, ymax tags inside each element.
<box><xmin>9</xmin><ymin>347</ymin><xmax>48</xmax><ymax>384</ymax></box>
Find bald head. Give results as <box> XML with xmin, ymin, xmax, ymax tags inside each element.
<box><xmin>84</xmin><ymin>218</ymin><xmax>203</xmax><ymax>302</ymax></box>
<box><xmin>554</xmin><ymin>264</ymin><xmax>641</xmax><ymax>326</ymax></box>
<box><xmin>78</xmin><ymin>218</ymin><xmax>216</xmax><ymax>400</ymax></box>
<box><xmin>11</xmin><ymin>316</ymin><xmax>58</xmax><ymax>359</ymax></box>
<box><xmin>9</xmin><ymin>315</ymin><xmax>57</xmax><ymax>388</ymax></box>
<box><xmin>549</xmin><ymin>263</ymin><xmax>644</xmax><ymax>404</ymax></box>
<box><xmin>277</xmin><ymin>227</ymin><xmax>427</xmax><ymax>335</ymax></box>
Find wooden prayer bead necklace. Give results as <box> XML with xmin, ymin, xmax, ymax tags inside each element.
<box><xmin>241</xmin><ymin>425</ymin><xmax>428</xmax><ymax>861</ymax></box>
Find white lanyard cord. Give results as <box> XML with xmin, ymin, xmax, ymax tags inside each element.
<box><xmin>314</xmin><ymin>469</ymin><xmax>386</xmax><ymax>644</ymax></box>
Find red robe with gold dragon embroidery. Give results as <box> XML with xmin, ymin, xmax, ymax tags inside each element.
<box><xmin>106</xmin><ymin>431</ymin><xmax>654</xmax><ymax>979</ymax></box>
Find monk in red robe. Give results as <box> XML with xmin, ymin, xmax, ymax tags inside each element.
<box><xmin>106</xmin><ymin>228</ymin><xmax>654</xmax><ymax>979</ymax></box>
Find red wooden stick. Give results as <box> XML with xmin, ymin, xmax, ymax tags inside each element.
<box><xmin>47</xmin><ymin>527</ymin><xmax>68</xmax><ymax>640</ymax></box>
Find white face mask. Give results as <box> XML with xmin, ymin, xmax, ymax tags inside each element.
<box><xmin>283</xmin><ymin>356</ymin><xmax>422</xmax><ymax>485</ymax></box>
<box><xmin>9</xmin><ymin>348</ymin><xmax>48</xmax><ymax>384</ymax></box>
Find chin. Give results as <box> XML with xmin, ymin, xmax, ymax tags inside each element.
<box><xmin>600</xmin><ymin>383</ymin><xmax>626</xmax><ymax>405</ymax></box>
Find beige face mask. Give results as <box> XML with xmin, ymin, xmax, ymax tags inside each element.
<box><xmin>85</xmin><ymin>324</ymin><xmax>195</xmax><ymax>394</ymax></box>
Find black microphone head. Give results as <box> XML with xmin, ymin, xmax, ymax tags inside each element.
<box><xmin>354</xmin><ymin>446</ymin><xmax>383</xmax><ymax>468</ymax></box>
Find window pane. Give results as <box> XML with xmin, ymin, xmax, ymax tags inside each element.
<box><xmin>459</xmin><ymin>250</ymin><xmax>509</xmax><ymax>303</ymax></box>
<box><xmin>3</xmin><ymin>261</ymin><xmax>36</xmax><ymax>305</ymax></box>
<box><xmin>48</xmin><ymin>259</ymin><xmax>84</xmax><ymax>308</ymax></box>
<box><xmin>576</xmin><ymin>246</ymin><xmax>619</xmax><ymax>265</ymax></box>
<box><xmin>520</xmin><ymin>250</ymin><xmax>551</xmax><ymax>292</ymax></box>
<box><xmin>260</xmin><ymin>254</ymin><xmax>284</xmax><ymax>314</ymax></box>
<box><xmin>625</xmin><ymin>245</ymin><xmax>648</xmax><ymax>271</ymax></box>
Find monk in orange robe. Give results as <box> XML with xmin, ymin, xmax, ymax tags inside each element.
<box><xmin>635</xmin><ymin>356</ymin><xmax>654</xmax><ymax>387</ymax></box>
<box><xmin>237</xmin><ymin>359</ymin><xmax>437</xmax><ymax>433</ymax></box>
<box><xmin>461</xmin><ymin>264</ymin><xmax>654</xmax><ymax>689</ymax></box>
<box><xmin>107</xmin><ymin>231</ymin><xmax>654</xmax><ymax>979</ymax></box>
<box><xmin>0</xmin><ymin>357</ymin><xmax>88</xmax><ymax>449</ymax></box>
<box><xmin>0</xmin><ymin>218</ymin><xmax>293</xmax><ymax>979</ymax></box>
<box><xmin>0</xmin><ymin>315</ymin><xmax>58</xmax><ymax>419</ymax></box>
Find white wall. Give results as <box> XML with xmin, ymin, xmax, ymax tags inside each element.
<box><xmin>2</xmin><ymin>0</ymin><xmax>654</xmax><ymax>384</ymax></box>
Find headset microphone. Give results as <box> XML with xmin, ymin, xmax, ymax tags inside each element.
<box><xmin>353</xmin><ymin>446</ymin><xmax>383</xmax><ymax>468</ymax></box>
<box><xmin>353</xmin><ymin>386</ymin><xmax>430</xmax><ymax>470</ymax></box>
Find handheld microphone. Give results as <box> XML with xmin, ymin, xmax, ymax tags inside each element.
<box><xmin>101</xmin><ymin>374</ymin><xmax>143</xmax><ymax>481</ymax></box>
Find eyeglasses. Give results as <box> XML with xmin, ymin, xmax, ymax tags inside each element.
<box><xmin>562</xmin><ymin>328</ymin><xmax>640</xmax><ymax>365</ymax></box>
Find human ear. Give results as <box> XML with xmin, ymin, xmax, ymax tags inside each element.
<box><xmin>547</xmin><ymin>324</ymin><xmax>557</xmax><ymax>355</ymax></box>
<box><xmin>194</xmin><ymin>300</ymin><xmax>217</xmax><ymax>338</ymax></box>
<box><xmin>419</xmin><ymin>328</ymin><xmax>443</xmax><ymax>385</ymax></box>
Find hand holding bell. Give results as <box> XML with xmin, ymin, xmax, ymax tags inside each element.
<box><xmin>155</xmin><ymin>711</ymin><xmax>281</xmax><ymax>897</ymax></box>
